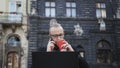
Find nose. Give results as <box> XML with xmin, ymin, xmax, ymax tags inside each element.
<box><xmin>57</xmin><ymin>36</ymin><xmax>61</xmax><ymax>40</ymax></box>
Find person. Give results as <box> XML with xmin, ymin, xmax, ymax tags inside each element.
<box><xmin>46</xmin><ymin>19</ymin><xmax>89</xmax><ymax>68</ymax></box>
<box><xmin>47</xmin><ymin>20</ymin><xmax>74</xmax><ymax>52</ymax></box>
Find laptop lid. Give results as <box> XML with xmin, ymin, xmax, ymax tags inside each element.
<box><xmin>32</xmin><ymin>52</ymin><xmax>79</xmax><ymax>68</ymax></box>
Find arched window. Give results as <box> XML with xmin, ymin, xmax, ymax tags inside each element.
<box><xmin>6</xmin><ymin>35</ymin><xmax>21</xmax><ymax>68</ymax></box>
<box><xmin>97</xmin><ymin>40</ymin><xmax>111</xmax><ymax>64</ymax></box>
<box><xmin>8</xmin><ymin>36</ymin><xmax>20</xmax><ymax>47</ymax></box>
<box><xmin>76</xmin><ymin>45</ymin><xmax>85</xmax><ymax>58</ymax></box>
<box><xmin>7</xmin><ymin>52</ymin><xmax>19</xmax><ymax>68</ymax></box>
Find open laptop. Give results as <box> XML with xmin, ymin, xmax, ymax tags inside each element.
<box><xmin>32</xmin><ymin>52</ymin><xmax>79</xmax><ymax>68</ymax></box>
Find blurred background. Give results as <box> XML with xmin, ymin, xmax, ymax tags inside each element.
<box><xmin>0</xmin><ymin>0</ymin><xmax>120</xmax><ymax>68</ymax></box>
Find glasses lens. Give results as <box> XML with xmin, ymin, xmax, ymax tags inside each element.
<box><xmin>50</xmin><ymin>34</ymin><xmax>64</xmax><ymax>37</ymax></box>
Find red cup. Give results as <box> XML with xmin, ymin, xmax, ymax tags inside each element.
<box><xmin>57</xmin><ymin>40</ymin><xmax>65</xmax><ymax>50</ymax></box>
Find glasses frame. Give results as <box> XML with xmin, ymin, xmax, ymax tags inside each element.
<box><xmin>49</xmin><ymin>33</ymin><xmax>64</xmax><ymax>38</ymax></box>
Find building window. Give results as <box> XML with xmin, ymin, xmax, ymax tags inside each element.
<box><xmin>8</xmin><ymin>36</ymin><xmax>20</xmax><ymax>47</ymax></box>
<box><xmin>9</xmin><ymin>1</ymin><xmax>22</xmax><ymax>14</ymax></box>
<box><xmin>97</xmin><ymin>40</ymin><xmax>111</xmax><ymax>64</ymax></box>
<box><xmin>66</xmin><ymin>2</ymin><xmax>76</xmax><ymax>17</ymax></box>
<box><xmin>76</xmin><ymin>45</ymin><xmax>85</xmax><ymax>58</ymax></box>
<box><xmin>96</xmin><ymin>3</ymin><xmax>106</xmax><ymax>18</ymax></box>
<box><xmin>16</xmin><ymin>1</ymin><xmax>22</xmax><ymax>14</ymax></box>
<box><xmin>9</xmin><ymin>1</ymin><xmax>22</xmax><ymax>21</ymax></box>
<box><xmin>45</xmin><ymin>1</ymin><xmax>56</xmax><ymax>17</ymax></box>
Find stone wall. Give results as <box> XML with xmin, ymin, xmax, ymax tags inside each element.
<box><xmin>29</xmin><ymin>0</ymin><xmax>120</xmax><ymax>68</ymax></box>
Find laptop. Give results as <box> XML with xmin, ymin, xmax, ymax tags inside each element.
<box><xmin>32</xmin><ymin>52</ymin><xmax>79</xmax><ymax>68</ymax></box>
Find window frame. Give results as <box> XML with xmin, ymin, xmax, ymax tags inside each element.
<box><xmin>45</xmin><ymin>1</ymin><xmax>56</xmax><ymax>17</ymax></box>
<box><xmin>66</xmin><ymin>1</ymin><xmax>76</xmax><ymax>17</ymax></box>
<box><xmin>7</xmin><ymin>35</ymin><xmax>20</xmax><ymax>47</ymax></box>
<box><xmin>96</xmin><ymin>3</ymin><xmax>106</xmax><ymax>18</ymax></box>
<box><xmin>96</xmin><ymin>40</ymin><xmax>112</xmax><ymax>64</ymax></box>
<box><xmin>8</xmin><ymin>1</ymin><xmax>22</xmax><ymax>21</ymax></box>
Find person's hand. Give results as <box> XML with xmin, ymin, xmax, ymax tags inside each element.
<box><xmin>61</xmin><ymin>41</ymin><xmax>74</xmax><ymax>52</ymax></box>
<box><xmin>46</xmin><ymin>39</ymin><xmax>55</xmax><ymax>52</ymax></box>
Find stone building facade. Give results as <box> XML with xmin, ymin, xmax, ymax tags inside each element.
<box><xmin>29</xmin><ymin>0</ymin><xmax>120</xmax><ymax>68</ymax></box>
<box><xmin>0</xmin><ymin>0</ymin><xmax>29</xmax><ymax>68</ymax></box>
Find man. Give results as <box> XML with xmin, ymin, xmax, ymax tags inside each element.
<box><xmin>47</xmin><ymin>21</ymin><xmax>74</xmax><ymax>52</ymax></box>
<box><xmin>46</xmin><ymin>19</ymin><xmax>89</xmax><ymax>68</ymax></box>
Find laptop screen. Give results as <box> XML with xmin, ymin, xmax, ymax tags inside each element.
<box><xmin>32</xmin><ymin>52</ymin><xmax>79</xmax><ymax>68</ymax></box>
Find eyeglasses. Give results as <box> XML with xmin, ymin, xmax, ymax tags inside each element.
<box><xmin>50</xmin><ymin>34</ymin><xmax>64</xmax><ymax>37</ymax></box>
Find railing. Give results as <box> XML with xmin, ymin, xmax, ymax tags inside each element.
<box><xmin>0</xmin><ymin>12</ymin><xmax>22</xmax><ymax>23</ymax></box>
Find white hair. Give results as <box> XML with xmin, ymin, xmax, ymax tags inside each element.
<box><xmin>49</xmin><ymin>19</ymin><xmax>64</xmax><ymax>33</ymax></box>
<box><xmin>50</xmin><ymin>19</ymin><xmax>61</xmax><ymax>27</ymax></box>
